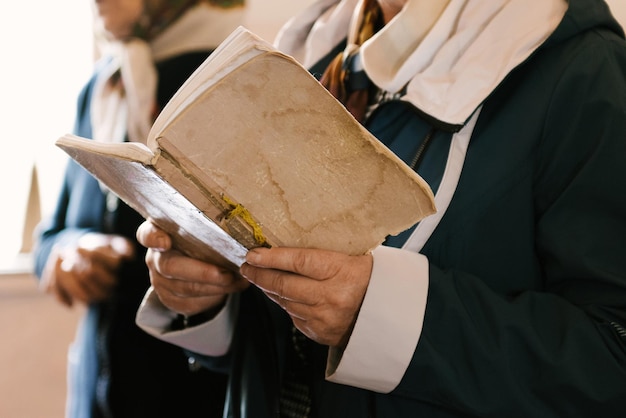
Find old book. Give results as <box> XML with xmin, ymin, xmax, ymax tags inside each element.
<box><xmin>56</xmin><ymin>26</ymin><xmax>436</xmax><ymax>271</ymax></box>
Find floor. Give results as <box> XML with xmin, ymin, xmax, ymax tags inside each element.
<box><xmin>0</xmin><ymin>273</ymin><xmax>83</xmax><ymax>418</ymax></box>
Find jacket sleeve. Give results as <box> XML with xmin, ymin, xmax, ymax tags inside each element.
<box><xmin>33</xmin><ymin>161</ymin><xmax>99</xmax><ymax>279</ymax></box>
<box><xmin>387</xmin><ymin>31</ymin><xmax>626</xmax><ymax>416</ymax></box>
<box><xmin>135</xmin><ymin>288</ymin><xmax>238</xmax><ymax>357</ymax></box>
<box><xmin>326</xmin><ymin>246</ymin><xmax>428</xmax><ymax>391</ymax></box>
<box><xmin>33</xmin><ymin>78</ymin><xmax>99</xmax><ymax>280</ymax></box>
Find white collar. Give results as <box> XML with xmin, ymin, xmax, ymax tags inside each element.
<box><xmin>277</xmin><ymin>0</ymin><xmax>568</xmax><ymax>126</ymax></box>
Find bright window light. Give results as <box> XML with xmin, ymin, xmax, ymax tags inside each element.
<box><xmin>0</xmin><ymin>1</ymin><xmax>93</xmax><ymax>269</ymax></box>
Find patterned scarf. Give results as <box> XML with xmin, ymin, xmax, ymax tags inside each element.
<box><xmin>132</xmin><ymin>0</ymin><xmax>245</xmax><ymax>41</ymax></box>
<box><xmin>319</xmin><ymin>0</ymin><xmax>382</xmax><ymax>123</ymax></box>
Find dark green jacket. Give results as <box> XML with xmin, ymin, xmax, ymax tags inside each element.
<box><xmin>210</xmin><ymin>0</ymin><xmax>626</xmax><ymax>416</ymax></box>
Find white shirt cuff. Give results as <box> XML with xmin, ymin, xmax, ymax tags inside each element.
<box><xmin>135</xmin><ymin>287</ymin><xmax>237</xmax><ymax>356</ymax></box>
<box><xmin>326</xmin><ymin>245</ymin><xmax>429</xmax><ymax>392</ymax></box>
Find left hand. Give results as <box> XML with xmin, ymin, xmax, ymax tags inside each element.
<box><xmin>40</xmin><ymin>232</ymin><xmax>135</xmax><ymax>307</ymax></box>
<box><xmin>240</xmin><ymin>247</ymin><xmax>373</xmax><ymax>348</ymax></box>
<box><xmin>136</xmin><ymin>220</ymin><xmax>249</xmax><ymax>318</ymax></box>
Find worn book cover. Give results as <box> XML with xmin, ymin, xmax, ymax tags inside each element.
<box><xmin>56</xmin><ymin>26</ymin><xmax>436</xmax><ymax>271</ymax></box>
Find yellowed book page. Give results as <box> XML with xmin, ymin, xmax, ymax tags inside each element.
<box><xmin>148</xmin><ymin>26</ymin><xmax>273</xmax><ymax>147</ymax></box>
<box><xmin>56</xmin><ymin>133</ymin><xmax>156</xmax><ymax>164</ymax></box>
<box><xmin>155</xmin><ymin>52</ymin><xmax>436</xmax><ymax>256</ymax></box>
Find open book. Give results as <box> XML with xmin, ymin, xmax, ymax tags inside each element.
<box><xmin>56</xmin><ymin>26</ymin><xmax>436</xmax><ymax>271</ymax></box>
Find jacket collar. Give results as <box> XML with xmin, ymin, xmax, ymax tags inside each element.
<box><xmin>363</xmin><ymin>0</ymin><xmax>568</xmax><ymax>128</ymax></box>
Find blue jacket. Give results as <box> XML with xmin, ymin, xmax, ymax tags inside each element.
<box><xmin>34</xmin><ymin>52</ymin><xmax>228</xmax><ymax>418</ymax></box>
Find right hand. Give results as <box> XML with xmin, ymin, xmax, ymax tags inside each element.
<box><xmin>136</xmin><ymin>220</ymin><xmax>250</xmax><ymax>317</ymax></box>
<box><xmin>40</xmin><ymin>232</ymin><xmax>135</xmax><ymax>307</ymax></box>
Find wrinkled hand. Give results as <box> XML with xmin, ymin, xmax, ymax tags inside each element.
<box><xmin>241</xmin><ymin>247</ymin><xmax>373</xmax><ymax>348</ymax></box>
<box><xmin>40</xmin><ymin>232</ymin><xmax>135</xmax><ymax>307</ymax></box>
<box><xmin>136</xmin><ymin>220</ymin><xmax>250</xmax><ymax>317</ymax></box>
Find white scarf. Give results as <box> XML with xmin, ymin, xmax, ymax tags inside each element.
<box><xmin>276</xmin><ymin>0</ymin><xmax>568</xmax><ymax>126</ymax></box>
<box><xmin>91</xmin><ymin>3</ymin><xmax>246</xmax><ymax>145</ymax></box>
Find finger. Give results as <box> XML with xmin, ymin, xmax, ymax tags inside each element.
<box><xmin>58</xmin><ymin>257</ymin><xmax>117</xmax><ymax>304</ymax></box>
<box><xmin>263</xmin><ymin>291</ymin><xmax>309</xmax><ymax>320</ymax></box>
<box><xmin>290</xmin><ymin>304</ymin><xmax>355</xmax><ymax>348</ymax></box>
<box><xmin>74</xmin><ymin>233</ymin><xmax>135</xmax><ymax>272</ymax></box>
<box><xmin>151</xmin><ymin>249</ymin><xmax>224</xmax><ymax>285</ymax></box>
<box><xmin>146</xmin><ymin>249</ymin><xmax>248</xmax><ymax>316</ymax></box>
<box><xmin>108</xmin><ymin>235</ymin><xmax>135</xmax><ymax>259</ymax></box>
<box><xmin>52</xmin><ymin>283</ymin><xmax>75</xmax><ymax>307</ymax></box>
<box><xmin>153</xmin><ymin>288</ymin><xmax>228</xmax><ymax>318</ymax></box>
<box><xmin>86</xmin><ymin>235</ymin><xmax>135</xmax><ymax>264</ymax></box>
<box><xmin>39</xmin><ymin>255</ymin><xmax>60</xmax><ymax>294</ymax></box>
<box><xmin>55</xmin><ymin>265</ymin><xmax>92</xmax><ymax>305</ymax></box>
<box><xmin>241</xmin><ymin>262</ymin><xmax>316</xmax><ymax>305</ymax></box>
<box><xmin>76</xmin><ymin>245</ymin><xmax>128</xmax><ymax>272</ymax></box>
<box><xmin>45</xmin><ymin>258</ymin><xmax>74</xmax><ymax>307</ymax></box>
<box><xmin>78</xmin><ymin>233</ymin><xmax>135</xmax><ymax>259</ymax></box>
<box><xmin>151</xmin><ymin>269</ymin><xmax>235</xmax><ymax>299</ymax></box>
<box><xmin>136</xmin><ymin>219</ymin><xmax>171</xmax><ymax>251</ymax></box>
<box><xmin>245</xmin><ymin>247</ymin><xmax>339</xmax><ymax>281</ymax></box>
<box><xmin>78</xmin><ymin>265</ymin><xmax>118</xmax><ymax>301</ymax></box>
<box><xmin>148</xmin><ymin>249</ymin><xmax>249</xmax><ymax>295</ymax></box>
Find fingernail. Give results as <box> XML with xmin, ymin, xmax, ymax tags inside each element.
<box><xmin>239</xmin><ymin>264</ymin><xmax>249</xmax><ymax>279</ymax></box>
<box><xmin>155</xmin><ymin>236</ymin><xmax>168</xmax><ymax>251</ymax></box>
<box><xmin>246</xmin><ymin>248</ymin><xmax>261</xmax><ymax>264</ymax></box>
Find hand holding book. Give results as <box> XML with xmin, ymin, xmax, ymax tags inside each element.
<box><xmin>56</xmin><ymin>26</ymin><xmax>436</xmax><ymax>271</ymax></box>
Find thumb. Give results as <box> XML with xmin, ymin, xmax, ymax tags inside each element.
<box><xmin>109</xmin><ymin>235</ymin><xmax>136</xmax><ymax>259</ymax></box>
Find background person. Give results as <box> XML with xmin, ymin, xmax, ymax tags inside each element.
<box><xmin>33</xmin><ymin>0</ymin><xmax>246</xmax><ymax>417</ymax></box>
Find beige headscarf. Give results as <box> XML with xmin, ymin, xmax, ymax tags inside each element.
<box><xmin>91</xmin><ymin>0</ymin><xmax>246</xmax><ymax>145</ymax></box>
